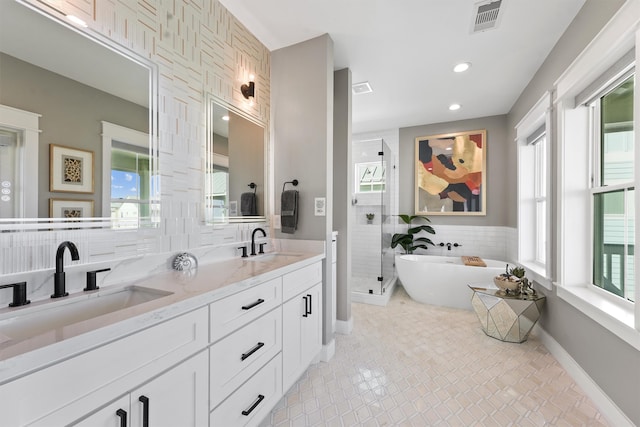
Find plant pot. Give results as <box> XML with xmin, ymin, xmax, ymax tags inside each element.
<box><xmin>493</xmin><ymin>276</ymin><xmax>521</xmax><ymax>294</ymax></box>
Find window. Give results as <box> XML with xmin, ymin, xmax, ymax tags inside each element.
<box><xmin>355</xmin><ymin>161</ymin><xmax>386</xmax><ymax>193</ymax></box>
<box><xmin>532</xmin><ymin>130</ymin><xmax>547</xmax><ymax>265</ymax></box>
<box><xmin>110</xmin><ymin>141</ymin><xmax>154</xmax><ymax>227</ymax></box>
<box><xmin>516</xmin><ymin>92</ymin><xmax>551</xmax><ymax>282</ymax></box>
<box><xmin>590</xmin><ymin>75</ymin><xmax>635</xmax><ymax>302</ymax></box>
<box><xmin>554</xmin><ymin>4</ymin><xmax>639</xmax><ymax>345</ymax></box>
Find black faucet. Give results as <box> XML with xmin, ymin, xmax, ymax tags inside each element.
<box><xmin>250</xmin><ymin>227</ymin><xmax>267</xmax><ymax>256</ymax></box>
<box><xmin>52</xmin><ymin>241</ymin><xmax>79</xmax><ymax>298</ymax></box>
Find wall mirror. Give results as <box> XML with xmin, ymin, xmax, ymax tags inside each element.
<box><xmin>205</xmin><ymin>95</ymin><xmax>266</xmax><ymax>224</ymax></box>
<box><xmin>0</xmin><ymin>0</ymin><xmax>159</xmax><ymax>229</ymax></box>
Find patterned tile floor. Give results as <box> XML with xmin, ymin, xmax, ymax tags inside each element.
<box><xmin>267</xmin><ymin>285</ymin><xmax>608</xmax><ymax>426</ymax></box>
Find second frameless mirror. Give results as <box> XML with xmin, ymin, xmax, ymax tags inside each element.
<box><xmin>205</xmin><ymin>97</ymin><xmax>266</xmax><ymax>223</ymax></box>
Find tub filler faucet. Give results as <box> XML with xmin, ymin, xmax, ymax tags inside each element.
<box><xmin>52</xmin><ymin>241</ymin><xmax>79</xmax><ymax>298</ymax></box>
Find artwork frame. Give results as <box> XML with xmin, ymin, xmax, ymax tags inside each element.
<box><xmin>50</xmin><ymin>144</ymin><xmax>94</xmax><ymax>193</ymax></box>
<box><xmin>415</xmin><ymin>129</ymin><xmax>486</xmax><ymax>216</ymax></box>
<box><xmin>49</xmin><ymin>198</ymin><xmax>94</xmax><ymax>218</ymax></box>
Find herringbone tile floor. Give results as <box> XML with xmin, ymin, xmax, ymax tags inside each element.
<box><xmin>267</xmin><ymin>285</ymin><xmax>607</xmax><ymax>426</ymax></box>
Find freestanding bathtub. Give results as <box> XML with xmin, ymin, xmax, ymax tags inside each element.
<box><xmin>395</xmin><ymin>254</ymin><xmax>505</xmax><ymax>310</ymax></box>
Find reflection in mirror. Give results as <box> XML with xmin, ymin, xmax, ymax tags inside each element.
<box><xmin>0</xmin><ymin>1</ymin><xmax>158</xmax><ymax>228</ymax></box>
<box><xmin>205</xmin><ymin>96</ymin><xmax>266</xmax><ymax>223</ymax></box>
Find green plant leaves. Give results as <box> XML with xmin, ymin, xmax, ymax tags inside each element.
<box><xmin>391</xmin><ymin>214</ymin><xmax>435</xmax><ymax>254</ymax></box>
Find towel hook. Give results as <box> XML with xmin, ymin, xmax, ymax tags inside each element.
<box><xmin>282</xmin><ymin>179</ymin><xmax>299</xmax><ymax>193</ymax></box>
<box><xmin>248</xmin><ymin>182</ymin><xmax>257</xmax><ymax>194</ymax></box>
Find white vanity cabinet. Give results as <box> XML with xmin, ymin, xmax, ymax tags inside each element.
<box><xmin>2</xmin><ymin>307</ymin><xmax>208</xmax><ymax>427</ymax></box>
<box><xmin>282</xmin><ymin>263</ymin><xmax>323</xmax><ymax>392</ymax></box>
<box><xmin>73</xmin><ymin>351</ymin><xmax>208</xmax><ymax>427</ymax></box>
<box><xmin>209</xmin><ymin>277</ymin><xmax>283</xmax><ymax>426</ymax></box>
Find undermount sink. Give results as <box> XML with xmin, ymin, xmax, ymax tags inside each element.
<box><xmin>246</xmin><ymin>253</ymin><xmax>301</xmax><ymax>262</ymax></box>
<box><xmin>0</xmin><ymin>286</ymin><xmax>173</xmax><ymax>343</ymax></box>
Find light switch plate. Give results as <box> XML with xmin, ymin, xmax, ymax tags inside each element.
<box><xmin>314</xmin><ymin>197</ymin><xmax>326</xmax><ymax>216</ymax></box>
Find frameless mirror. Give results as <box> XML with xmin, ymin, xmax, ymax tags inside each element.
<box><xmin>205</xmin><ymin>96</ymin><xmax>266</xmax><ymax>223</ymax></box>
<box><xmin>0</xmin><ymin>1</ymin><xmax>158</xmax><ymax>228</ymax></box>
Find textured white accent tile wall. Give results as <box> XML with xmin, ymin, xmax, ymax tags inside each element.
<box><xmin>0</xmin><ymin>0</ymin><xmax>270</xmax><ymax>305</ymax></box>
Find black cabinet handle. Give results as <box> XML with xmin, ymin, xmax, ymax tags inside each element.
<box><xmin>302</xmin><ymin>295</ymin><xmax>309</xmax><ymax>317</ymax></box>
<box><xmin>241</xmin><ymin>342</ymin><xmax>265</xmax><ymax>361</ymax></box>
<box><xmin>307</xmin><ymin>294</ymin><xmax>312</xmax><ymax>315</ymax></box>
<box><xmin>139</xmin><ymin>395</ymin><xmax>149</xmax><ymax>427</ymax></box>
<box><xmin>241</xmin><ymin>394</ymin><xmax>265</xmax><ymax>416</ymax></box>
<box><xmin>242</xmin><ymin>298</ymin><xmax>264</xmax><ymax>310</ymax></box>
<box><xmin>116</xmin><ymin>409</ymin><xmax>127</xmax><ymax>427</ymax></box>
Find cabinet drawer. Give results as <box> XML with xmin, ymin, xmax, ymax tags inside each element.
<box><xmin>2</xmin><ymin>308</ymin><xmax>208</xmax><ymax>427</ymax></box>
<box><xmin>210</xmin><ymin>307</ymin><xmax>282</xmax><ymax>409</ymax></box>
<box><xmin>282</xmin><ymin>262</ymin><xmax>322</xmax><ymax>301</ymax></box>
<box><xmin>210</xmin><ymin>353</ymin><xmax>282</xmax><ymax>427</ymax></box>
<box><xmin>210</xmin><ymin>277</ymin><xmax>281</xmax><ymax>343</ymax></box>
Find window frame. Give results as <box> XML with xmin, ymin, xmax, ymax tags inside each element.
<box><xmin>554</xmin><ymin>1</ymin><xmax>639</xmax><ymax>348</ymax></box>
<box><xmin>516</xmin><ymin>92</ymin><xmax>552</xmax><ymax>287</ymax></box>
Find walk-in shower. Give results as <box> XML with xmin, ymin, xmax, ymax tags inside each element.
<box><xmin>351</xmin><ymin>137</ymin><xmax>396</xmax><ymax>304</ymax></box>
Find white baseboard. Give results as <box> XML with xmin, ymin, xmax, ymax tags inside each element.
<box><xmin>336</xmin><ymin>316</ymin><xmax>353</xmax><ymax>335</ymax></box>
<box><xmin>319</xmin><ymin>339</ymin><xmax>335</xmax><ymax>362</ymax></box>
<box><xmin>534</xmin><ymin>325</ymin><xmax>634</xmax><ymax>427</ymax></box>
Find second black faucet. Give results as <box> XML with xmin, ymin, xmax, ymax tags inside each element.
<box><xmin>250</xmin><ymin>227</ymin><xmax>267</xmax><ymax>256</ymax></box>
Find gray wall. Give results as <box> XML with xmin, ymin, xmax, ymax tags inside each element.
<box><xmin>272</xmin><ymin>35</ymin><xmax>333</xmax><ymax>241</ymax></box>
<box><xmin>0</xmin><ymin>53</ymin><xmax>148</xmax><ymax>217</ymax></box>
<box><xmin>333</xmin><ymin>68</ymin><xmax>352</xmax><ymax>324</ymax></box>
<box><xmin>271</xmin><ymin>34</ymin><xmax>335</xmax><ymax>346</ymax></box>
<box><xmin>505</xmin><ymin>0</ymin><xmax>639</xmax><ymax>424</ymax></box>
<box><xmin>228</xmin><ymin>112</ymin><xmax>265</xmax><ymax>216</ymax></box>
<box><xmin>398</xmin><ymin>115</ymin><xmax>509</xmax><ymax>226</ymax></box>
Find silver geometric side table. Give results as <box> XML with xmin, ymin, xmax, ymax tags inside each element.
<box><xmin>469</xmin><ymin>286</ymin><xmax>545</xmax><ymax>343</ymax></box>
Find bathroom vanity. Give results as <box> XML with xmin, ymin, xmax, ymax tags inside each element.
<box><xmin>0</xmin><ymin>251</ymin><xmax>324</xmax><ymax>426</ymax></box>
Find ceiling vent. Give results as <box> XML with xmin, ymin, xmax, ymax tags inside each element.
<box><xmin>352</xmin><ymin>81</ymin><xmax>373</xmax><ymax>95</ymax></box>
<box><xmin>471</xmin><ymin>0</ymin><xmax>503</xmax><ymax>33</ymax></box>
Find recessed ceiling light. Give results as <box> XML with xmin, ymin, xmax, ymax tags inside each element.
<box><xmin>352</xmin><ymin>81</ymin><xmax>373</xmax><ymax>95</ymax></box>
<box><xmin>222</xmin><ymin>115</ymin><xmax>229</xmax><ymax>121</ymax></box>
<box><xmin>453</xmin><ymin>62</ymin><xmax>471</xmax><ymax>73</ymax></box>
<box><xmin>449</xmin><ymin>104</ymin><xmax>461</xmax><ymax>111</ymax></box>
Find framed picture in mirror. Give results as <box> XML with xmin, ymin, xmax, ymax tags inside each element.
<box><xmin>50</xmin><ymin>198</ymin><xmax>94</xmax><ymax>218</ymax></box>
<box><xmin>50</xmin><ymin>144</ymin><xmax>94</xmax><ymax>193</ymax></box>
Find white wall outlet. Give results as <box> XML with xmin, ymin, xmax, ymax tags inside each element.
<box><xmin>273</xmin><ymin>214</ymin><xmax>281</xmax><ymax>229</ymax></box>
<box><xmin>314</xmin><ymin>197</ymin><xmax>326</xmax><ymax>216</ymax></box>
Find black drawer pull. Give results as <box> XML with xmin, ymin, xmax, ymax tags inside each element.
<box><xmin>302</xmin><ymin>295</ymin><xmax>309</xmax><ymax>317</ymax></box>
<box><xmin>241</xmin><ymin>394</ymin><xmax>265</xmax><ymax>416</ymax></box>
<box><xmin>116</xmin><ymin>409</ymin><xmax>127</xmax><ymax>427</ymax></box>
<box><xmin>241</xmin><ymin>342</ymin><xmax>265</xmax><ymax>361</ymax></box>
<box><xmin>307</xmin><ymin>294</ymin><xmax>312</xmax><ymax>315</ymax></box>
<box><xmin>242</xmin><ymin>298</ymin><xmax>265</xmax><ymax>310</ymax></box>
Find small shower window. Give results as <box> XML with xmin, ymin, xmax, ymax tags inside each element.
<box><xmin>356</xmin><ymin>161</ymin><xmax>386</xmax><ymax>193</ymax></box>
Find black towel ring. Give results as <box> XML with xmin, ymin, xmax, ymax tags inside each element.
<box><xmin>282</xmin><ymin>179</ymin><xmax>299</xmax><ymax>193</ymax></box>
<box><xmin>248</xmin><ymin>182</ymin><xmax>257</xmax><ymax>194</ymax></box>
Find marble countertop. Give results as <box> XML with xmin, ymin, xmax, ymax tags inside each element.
<box><xmin>0</xmin><ymin>250</ymin><xmax>324</xmax><ymax>383</ymax></box>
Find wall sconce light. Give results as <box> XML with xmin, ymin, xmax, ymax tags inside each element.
<box><xmin>241</xmin><ymin>77</ymin><xmax>255</xmax><ymax>100</ymax></box>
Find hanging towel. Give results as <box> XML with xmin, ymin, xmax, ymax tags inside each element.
<box><xmin>240</xmin><ymin>192</ymin><xmax>257</xmax><ymax>216</ymax></box>
<box><xmin>281</xmin><ymin>190</ymin><xmax>299</xmax><ymax>234</ymax></box>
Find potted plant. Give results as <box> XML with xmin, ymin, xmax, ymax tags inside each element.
<box><xmin>366</xmin><ymin>213</ymin><xmax>375</xmax><ymax>224</ymax></box>
<box><xmin>391</xmin><ymin>214</ymin><xmax>435</xmax><ymax>254</ymax></box>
